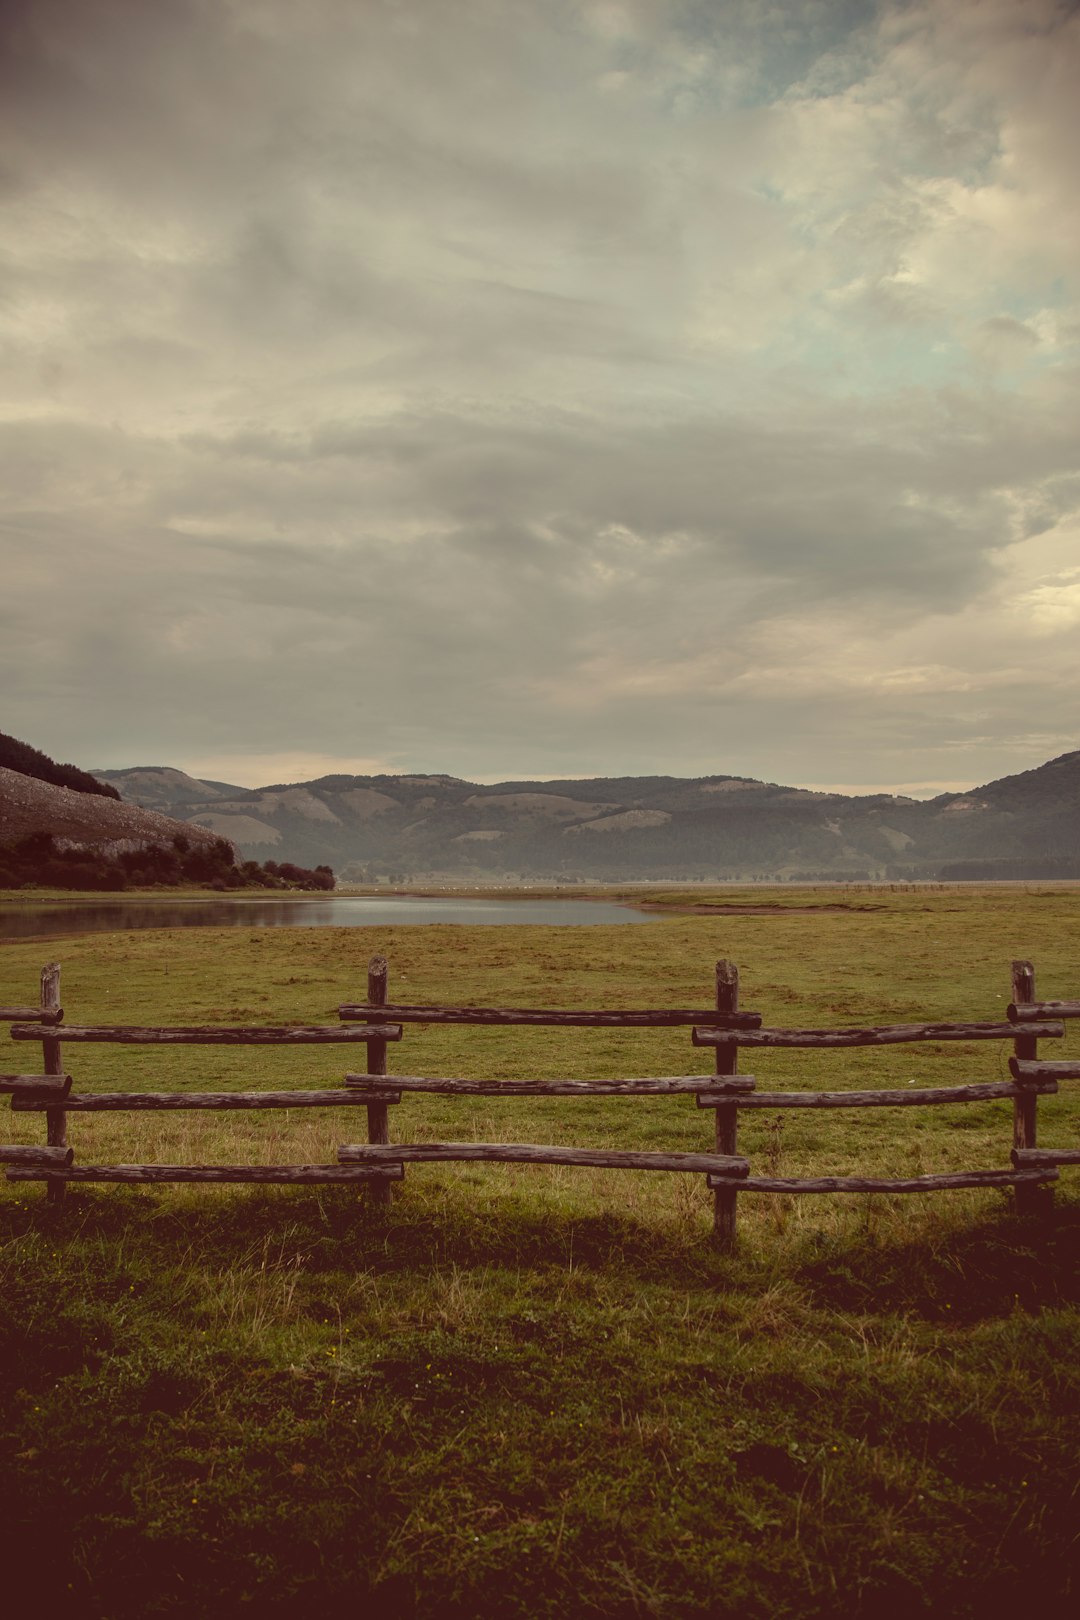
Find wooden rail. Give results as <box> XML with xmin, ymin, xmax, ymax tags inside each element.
<box><xmin>342</xmin><ymin>1074</ymin><xmax>757</xmax><ymax>1096</ymax></box>
<box><xmin>696</xmin><ymin>1080</ymin><xmax>1059</xmax><ymax>1109</ymax></box>
<box><xmin>3</xmin><ymin>955</ymin><xmax>1077</xmax><ymax>1245</ymax></box>
<box><xmin>338</xmin><ymin>1143</ymin><xmax>749</xmax><ymax>1174</ymax></box>
<box><xmin>1013</xmin><ymin>1147</ymin><xmax>1080</xmax><ymax>1169</ymax></box>
<box><xmin>8</xmin><ymin>1164</ymin><xmax>403</xmax><ymax>1185</ymax></box>
<box><xmin>10</xmin><ymin>1023</ymin><xmax>402</xmax><ymax>1044</ymax></box>
<box><xmin>0</xmin><ymin>1074</ymin><xmax>72</xmax><ymax>1097</ymax></box>
<box><xmin>0</xmin><ymin>1144</ymin><xmax>73</xmax><ymax>1167</ymax></box>
<box><xmin>692</xmin><ymin>1020</ymin><xmax>1062</xmax><ymax>1048</ymax></box>
<box><xmin>1010</xmin><ymin>1058</ymin><xmax>1080</xmax><ymax>1083</ymax></box>
<box><xmin>339</xmin><ymin>1003</ymin><xmax>763</xmax><ymax>1028</ymax></box>
<box><xmin>706</xmin><ymin>1169</ymin><xmax>1057</xmax><ymax>1194</ymax></box>
<box><xmin>12</xmin><ymin>1089</ymin><xmax>402</xmax><ymax>1112</ymax></box>
<box><xmin>1008</xmin><ymin>1000</ymin><xmax>1080</xmax><ymax>1022</ymax></box>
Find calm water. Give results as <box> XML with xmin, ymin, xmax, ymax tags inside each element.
<box><xmin>0</xmin><ymin>894</ymin><xmax>656</xmax><ymax>941</ymax></box>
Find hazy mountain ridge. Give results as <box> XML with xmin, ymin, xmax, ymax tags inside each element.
<box><xmin>91</xmin><ymin>753</ymin><xmax>1080</xmax><ymax>881</ymax></box>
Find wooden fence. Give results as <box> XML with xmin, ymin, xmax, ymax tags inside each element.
<box><xmin>3</xmin><ymin>956</ymin><xmax>1079</xmax><ymax>1244</ymax></box>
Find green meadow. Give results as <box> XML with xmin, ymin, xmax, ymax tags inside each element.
<box><xmin>1</xmin><ymin>887</ymin><xmax>1078</xmax><ymax>1617</ymax></box>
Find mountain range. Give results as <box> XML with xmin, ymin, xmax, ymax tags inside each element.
<box><xmin>89</xmin><ymin>752</ymin><xmax>1080</xmax><ymax>883</ymax></box>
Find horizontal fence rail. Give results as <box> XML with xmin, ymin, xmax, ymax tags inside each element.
<box><xmin>1008</xmin><ymin>1000</ymin><xmax>1080</xmax><ymax>1022</ymax></box>
<box><xmin>0</xmin><ymin>1144</ymin><xmax>73</xmax><ymax>1167</ymax></box>
<box><xmin>1010</xmin><ymin>1058</ymin><xmax>1080</xmax><ymax>1082</ymax></box>
<box><xmin>12</xmin><ymin>1089</ymin><xmax>403</xmax><ymax>1112</ymax></box>
<box><xmin>1013</xmin><ymin>1147</ymin><xmax>1080</xmax><ymax>1169</ymax></box>
<box><xmin>10</xmin><ymin>1023</ymin><xmax>402</xmax><ymax>1045</ymax></box>
<box><xmin>337</xmin><ymin>1143</ymin><xmax>750</xmax><ymax>1174</ymax></box>
<box><xmin>3</xmin><ymin>954</ymin><xmax>1077</xmax><ymax>1244</ymax></box>
<box><xmin>7</xmin><ymin>1164</ymin><xmax>404</xmax><ymax>1185</ymax></box>
<box><xmin>696</xmin><ymin>1080</ymin><xmax>1059</xmax><ymax>1109</ymax></box>
<box><xmin>692</xmin><ymin>1020</ymin><xmax>1063</xmax><ymax>1048</ymax></box>
<box><xmin>0</xmin><ymin>1074</ymin><xmax>72</xmax><ymax>1097</ymax></box>
<box><xmin>706</xmin><ymin>1169</ymin><xmax>1058</xmax><ymax>1194</ymax></box>
<box><xmin>343</xmin><ymin>1073</ymin><xmax>758</xmax><ymax>1096</ymax></box>
<box><xmin>338</xmin><ymin>1003</ymin><xmax>764</xmax><ymax>1028</ymax></box>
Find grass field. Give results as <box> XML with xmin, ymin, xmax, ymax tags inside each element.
<box><xmin>1</xmin><ymin>886</ymin><xmax>1078</xmax><ymax>1617</ymax></box>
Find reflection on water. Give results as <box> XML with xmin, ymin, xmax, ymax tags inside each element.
<box><xmin>0</xmin><ymin>894</ymin><xmax>655</xmax><ymax>940</ymax></box>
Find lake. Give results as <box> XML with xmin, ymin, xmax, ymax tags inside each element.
<box><xmin>0</xmin><ymin>894</ymin><xmax>656</xmax><ymax>941</ymax></box>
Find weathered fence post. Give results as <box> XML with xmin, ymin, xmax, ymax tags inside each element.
<box><xmin>712</xmin><ymin>960</ymin><xmax>740</xmax><ymax>1249</ymax></box>
<box><xmin>41</xmin><ymin>963</ymin><xmax>66</xmax><ymax>1206</ymax></box>
<box><xmin>365</xmin><ymin>954</ymin><xmax>393</xmax><ymax>1207</ymax></box>
<box><xmin>1011</xmin><ymin>959</ymin><xmax>1044</xmax><ymax>1216</ymax></box>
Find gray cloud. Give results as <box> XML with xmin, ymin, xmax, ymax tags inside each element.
<box><xmin>2</xmin><ymin>0</ymin><xmax>1079</xmax><ymax>792</ymax></box>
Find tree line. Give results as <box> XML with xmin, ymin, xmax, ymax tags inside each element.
<box><xmin>0</xmin><ymin>832</ymin><xmax>334</xmax><ymax>892</ymax></box>
<box><xmin>0</xmin><ymin>731</ymin><xmax>120</xmax><ymax>799</ymax></box>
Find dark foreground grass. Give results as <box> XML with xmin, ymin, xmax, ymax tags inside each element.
<box><xmin>2</xmin><ymin>887</ymin><xmax>1079</xmax><ymax>1615</ymax></box>
<box><xmin>2</xmin><ymin>1189</ymin><xmax>1078</xmax><ymax>1618</ymax></box>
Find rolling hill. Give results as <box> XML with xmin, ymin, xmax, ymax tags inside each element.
<box><xmin>0</xmin><ymin>743</ymin><xmax>333</xmax><ymax>891</ymax></box>
<box><xmin>0</xmin><ymin>765</ymin><xmax>224</xmax><ymax>854</ymax></box>
<box><xmin>91</xmin><ymin>751</ymin><xmax>1080</xmax><ymax>882</ymax></box>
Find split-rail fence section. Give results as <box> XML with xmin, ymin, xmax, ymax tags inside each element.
<box><xmin>3</xmin><ymin>955</ymin><xmax>1078</xmax><ymax>1244</ymax></box>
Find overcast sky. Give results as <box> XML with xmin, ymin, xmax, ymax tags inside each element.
<box><xmin>2</xmin><ymin>0</ymin><xmax>1078</xmax><ymax>795</ymax></box>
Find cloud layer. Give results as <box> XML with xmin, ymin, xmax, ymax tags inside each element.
<box><xmin>3</xmin><ymin>0</ymin><xmax>1078</xmax><ymax>791</ymax></box>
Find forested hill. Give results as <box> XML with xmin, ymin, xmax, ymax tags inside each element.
<box><xmin>1</xmin><ymin>731</ymin><xmax>120</xmax><ymax>798</ymax></box>
<box><xmin>94</xmin><ymin>750</ymin><xmax>1080</xmax><ymax>883</ymax></box>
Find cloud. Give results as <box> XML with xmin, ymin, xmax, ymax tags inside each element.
<box><xmin>1</xmin><ymin>0</ymin><xmax>1078</xmax><ymax>792</ymax></box>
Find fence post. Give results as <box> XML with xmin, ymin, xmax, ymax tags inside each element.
<box><xmin>41</xmin><ymin>963</ymin><xmax>65</xmax><ymax>1207</ymax></box>
<box><xmin>712</xmin><ymin>960</ymin><xmax>740</xmax><ymax>1249</ymax></box>
<box><xmin>365</xmin><ymin>955</ymin><xmax>393</xmax><ymax>1207</ymax></box>
<box><xmin>1011</xmin><ymin>959</ymin><xmax>1045</xmax><ymax>1216</ymax></box>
